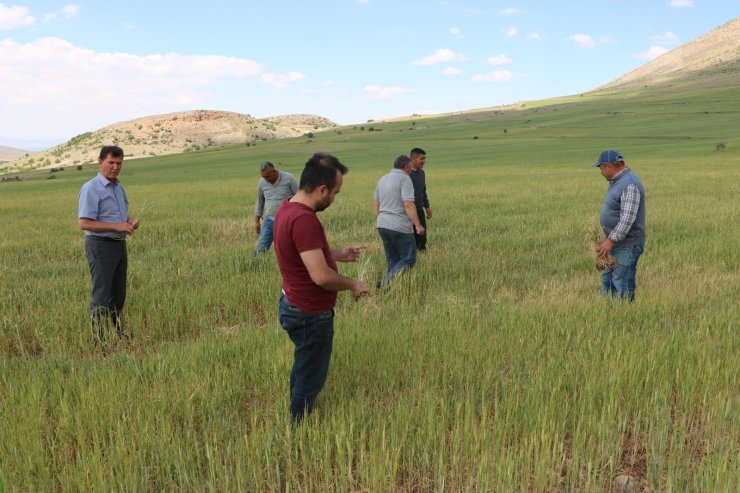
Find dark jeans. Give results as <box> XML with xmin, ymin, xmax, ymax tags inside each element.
<box><xmin>278</xmin><ymin>295</ymin><xmax>335</xmax><ymax>422</ymax></box>
<box><xmin>377</xmin><ymin>227</ymin><xmax>417</xmax><ymax>285</ymax></box>
<box><xmin>85</xmin><ymin>236</ymin><xmax>127</xmax><ymax>339</ymax></box>
<box><xmin>414</xmin><ymin>208</ymin><xmax>427</xmax><ymax>250</ymax></box>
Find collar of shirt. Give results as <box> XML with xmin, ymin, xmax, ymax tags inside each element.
<box><xmin>610</xmin><ymin>167</ymin><xmax>630</xmax><ymax>183</ymax></box>
<box><xmin>263</xmin><ymin>173</ymin><xmax>282</xmax><ymax>187</ymax></box>
<box><xmin>95</xmin><ymin>172</ymin><xmax>118</xmax><ymax>188</ymax></box>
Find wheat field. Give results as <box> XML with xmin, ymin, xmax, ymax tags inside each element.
<box><xmin>1</xmin><ymin>86</ymin><xmax>738</xmax><ymax>491</ymax></box>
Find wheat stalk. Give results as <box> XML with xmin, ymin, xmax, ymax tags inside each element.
<box><xmin>585</xmin><ymin>219</ymin><xmax>616</xmax><ymax>271</ymax></box>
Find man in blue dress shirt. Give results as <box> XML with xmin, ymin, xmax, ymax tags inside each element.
<box><xmin>78</xmin><ymin>146</ymin><xmax>140</xmax><ymax>341</ymax></box>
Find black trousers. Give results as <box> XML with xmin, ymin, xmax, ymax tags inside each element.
<box><xmin>85</xmin><ymin>236</ymin><xmax>127</xmax><ymax>337</ymax></box>
<box><xmin>414</xmin><ymin>207</ymin><xmax>428</xmax><ymax>250</ymax></box>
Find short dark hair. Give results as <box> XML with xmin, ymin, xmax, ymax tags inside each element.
<box><xmin>393</xmin><ymin>154</ymin><xmax>411</xmax><ymax>169</ymax></box>
<box><xmin>410</xmin><ymin>147</ymin><xmax>426</xmax><ymax>159</ymax></box>
<box><xmin>260</xmin><ymin>161</ymin><xmax>275</xmax><ymax>172</ymax></box>
<box><xmin>99</xmin><ymin>145</ymin><xmax>124</xmax><ymax>160</ymax></box>
<box><xmin>299</xmin><ymin>152</ymin><xmax>348</xmax><ymax>192</ymax></box>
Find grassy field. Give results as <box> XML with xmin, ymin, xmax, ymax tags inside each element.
<box><xmin>1</xmin><ymin>84</ymin><xmax>738</xmax><ymax>492</ymax></box>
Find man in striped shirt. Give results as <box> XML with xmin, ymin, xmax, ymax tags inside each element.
<box><xmin>593</xmin><ymin>150</ymin><xmax>646</xmax><ymax>302</ymax></box>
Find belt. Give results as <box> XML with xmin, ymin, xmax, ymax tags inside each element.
<box><xmin>88</xmin><ymin>235</ymin><xmax>125</xmax><ymax>242</ymax></box>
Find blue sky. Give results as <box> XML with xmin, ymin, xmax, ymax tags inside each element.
<box><xmin>0</xmin><ymin>1</ymin><xmax>737</xmax><ymax>148</ymax></box>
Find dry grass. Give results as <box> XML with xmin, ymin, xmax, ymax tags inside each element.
<box><xmin>585</xmin><ymin>219</ymin><xmax>616</xmax><ymax>271</ymax></box>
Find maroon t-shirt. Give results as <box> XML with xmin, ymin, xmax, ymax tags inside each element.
<box><xmin>273</xmin><ymin>200</ymin><xmax>337</xmax><ymax>314</ymax></box>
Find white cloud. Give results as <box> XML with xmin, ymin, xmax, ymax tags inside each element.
<box><xmin>441</xmin><ymin>67</ymin><xmax>461</xmax><ymax>75</ymax></box>
<box><xmin>0</xmin><ymin>37</ymin><xmax>268</xmax><ymax>137</ymax></box>
<box><xmin>500</xmin><ymin>8</ymin><xmax>519</xmax><ymax>15</ymax></box>
<box><xmin>487</xmin><ymin>54</ymin><xmax>511</xmax><ymax>65</ymax></box>
<box><xmin>62</xmin><ymin>4</ymin><xmax>80</xmax><ymax>18</ymax></box>
<box><xmin>652</xmin><ymin>31</ymin><xmax>679</xmax><ymax>44</ymax></box>
<box><xmin>465</xmin><ymin>8</ymin><xmax>485</xmax><ymax>15</ymax></box>
<box><xmin>667</xmin><ymin>0</ymin><xmax>693</xmax><ymax>7</ymax></box>
<box><xmin>0</xmin><ymin>4</ymin><xmax>35</xmax><ymax>29</ymax></box>
<box><xmin>471</xmin><ymin>70</ymin><xmax>513</xmax><ymax>82</ymax></box>
<box><xmin>321</xmin><ymin>80</ymin><xmax>334</xmax><ymax>86</ymax></box>
<box><xmin>570</xmin><ymin>34</ymin><xmax>596</xmax><ymax>49</ymax></box>
<box><xmin>635</xmin><ymin>45</ymin><xmax>669</xmax><ymax>60</ymax></box>
<box><xmin>506</xmin><ymin>26</ymin><xmax>518</xmax><ymax>37</ymax></box>
<box><xmin>528</xmin><ymin>32</ymin><xmax>542</xmax><ymax>41</ymax></box>
<box><xmin>43</xmin><ymin>13</ymin><xmax>56</xmax><ymax>23</ymax></box>
<box><xmin>600</xmin><ymin>36</ymin><xmax>617</xmax><ymax>45</ymax></box>
<box><xmin>449</xmin><ymin>27</ymin><xmax>459</xmax><ymax>35</ymax></box>
<box><xmin>260</xmin><ymin>71</ymin><xmax>306</xmax><ymax>88</ymax></box>
<box><xmin>411</xmin><ymin>48</ymin><xmax>467</xmax><ymax>66</ymax></box>
<box><xmin>364</xmin><ymin>85</ymin><xmax>414</xmax><ymax>99</ymax></box>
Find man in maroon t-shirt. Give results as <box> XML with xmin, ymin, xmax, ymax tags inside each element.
<box><xmin>273</xmin><ymin>152</ymin><xmax>370</xmax><ymax>422</ymax></box>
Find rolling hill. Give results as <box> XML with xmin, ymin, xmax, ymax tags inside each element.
<box><xmin>1</xmin><ymin>111</ymin><xmax>335</xmax><ymax>173</ymax></box>
<box><xmin>596</xmin><ymin>16</ymin><xmax>740</xmax><ymax>92</ymax></box>
<box><xmin>0</xmin><ymin>145</ymin><xmax>33</xmax><ymax>163</ymax></box>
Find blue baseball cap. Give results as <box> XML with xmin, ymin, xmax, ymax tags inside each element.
<box><xmin>593</xmin><ymin>150</ymin><xmax>624</xmax><ymax>168</ymax></box>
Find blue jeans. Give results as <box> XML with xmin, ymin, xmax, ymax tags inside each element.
<box><xmin>601</xmin><ymin>242</ymin><xmax>644</xmax><ymax>302</ymax></box>
<box><xmin>255</xmin><ymin>217</ymin><xmax>274</xmax><ymax>254</ymax></box>
<box><xmin>278</xmin><ymin>295</ymin><xmax>335</xmax><ymax>422</ymax></box>
<box><xmin>377</xmin><ymin>228</ymin><xmax>417</xmax><ymax>284</ymax></box>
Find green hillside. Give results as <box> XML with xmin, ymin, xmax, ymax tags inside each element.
<box><xmin>1</xmin><ymin>83</ymin><xmax>738</xmax><ymax>491</ymax></box>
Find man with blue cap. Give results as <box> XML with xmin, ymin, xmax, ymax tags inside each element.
<box><xmin>593</xmin><ymin>150</ymin><xmax>646</xmax><ymax>302</ymax></box>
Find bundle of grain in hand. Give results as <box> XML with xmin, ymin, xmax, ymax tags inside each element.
<box><xmin>585</xmin><ymin>219</ymin><xmax>616</xmax><ymax>271</ymax></box>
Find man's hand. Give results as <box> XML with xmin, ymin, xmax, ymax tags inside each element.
<box><xmin>351</xmin><ymin>280</ymin><xmax>371</xmax><ymax>299</ymax></box>
<box><xmin>335</xmin><ymin>245</ymin><xmax>366</xmax><ymax>263</ymax></box>
<box><xmin>425</xmin><ymin>207</ymin><xmax>432</xmax><ymax>219</ymax></box>
<box><xmin>128</xmin><ymin>218</ymin><xmax>140</xmax><ymax>231</ymax></box>
<box><xmin>596</xmin><ymin>236</ymin><xmax>614</xmax><ymax>258</ymax></box>
<box><xmin>254</xmin><ymin>220</ymin><xmax>261</xmax><ymax>234</ymax></box>
<box><xmin>415</xmin><ymin>224</ymin><xmax>426</xmax><ymax>235</ymax></box>
<box><xmin>116</xmin><ymin>222</ymin><xmax>135</xmax><ymax>235</ymax></box>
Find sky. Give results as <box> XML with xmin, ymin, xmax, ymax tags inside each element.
<box><xmin>0</xmin><ymin>1</ymin><xmax>737</xmax><ymax>149</ymax></box>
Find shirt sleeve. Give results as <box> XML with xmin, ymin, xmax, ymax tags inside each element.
<box><xmin>255</xmin><ymin>184</ymin><xmax>265</xmax><ymax>217</ymax></box>
<box><xmin>78</xmin><ymin>183</ymin><xmax>99</xmax><ymax>220</ymax></box>
<box><xmin>401</xmin><ymin>175</ymin><xmax>415</xmax><ymax>202</ymax></box>
<box><xmin>289</xmin><ymin>175</ymin><xmax>298</xmax><ymax>195</ymax></box>
<box><xmin>608</xmin><ymin>184</ymin><xmax>640</xmax><ymax>242</ymax></box>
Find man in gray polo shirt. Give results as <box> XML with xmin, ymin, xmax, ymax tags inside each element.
<box><xmin>78</xmin><ymin>145</ymin><xmax>140</xmax><ymax>341</ymax></box>
<box><xmin>254</xmin><ymin>161</ymin><xmax>298</xmax><ymax>255</ymax></box>
<box><xmin>373</xmin><ymin>155</ymin><xmax>425</xmax><ymax>287</ymax></box>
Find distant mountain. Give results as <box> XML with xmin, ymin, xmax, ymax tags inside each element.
<box><xmin>1</xmin><ymin>110</ymin><xmax>335</xmax><ymax>173</ymax></box>
<box><xmin>0</xmin><ymin>145</ymin><xmax>33</xmax><ymax>163</ymax></box>
<box><xmin>596</xmin><ymin>17</ymin><xmax>740</xmax><ymax>92</ymax></box>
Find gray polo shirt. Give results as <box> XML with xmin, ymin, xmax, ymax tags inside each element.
<box><xmin>374</xmin><ymin>169</ymin><xmax>415</xmax><ymax>234</ymax></box>
<box><xmin>255</xmin><ymin>171</ymin><xmax>298</xmax><ymax>220</ymax></box>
